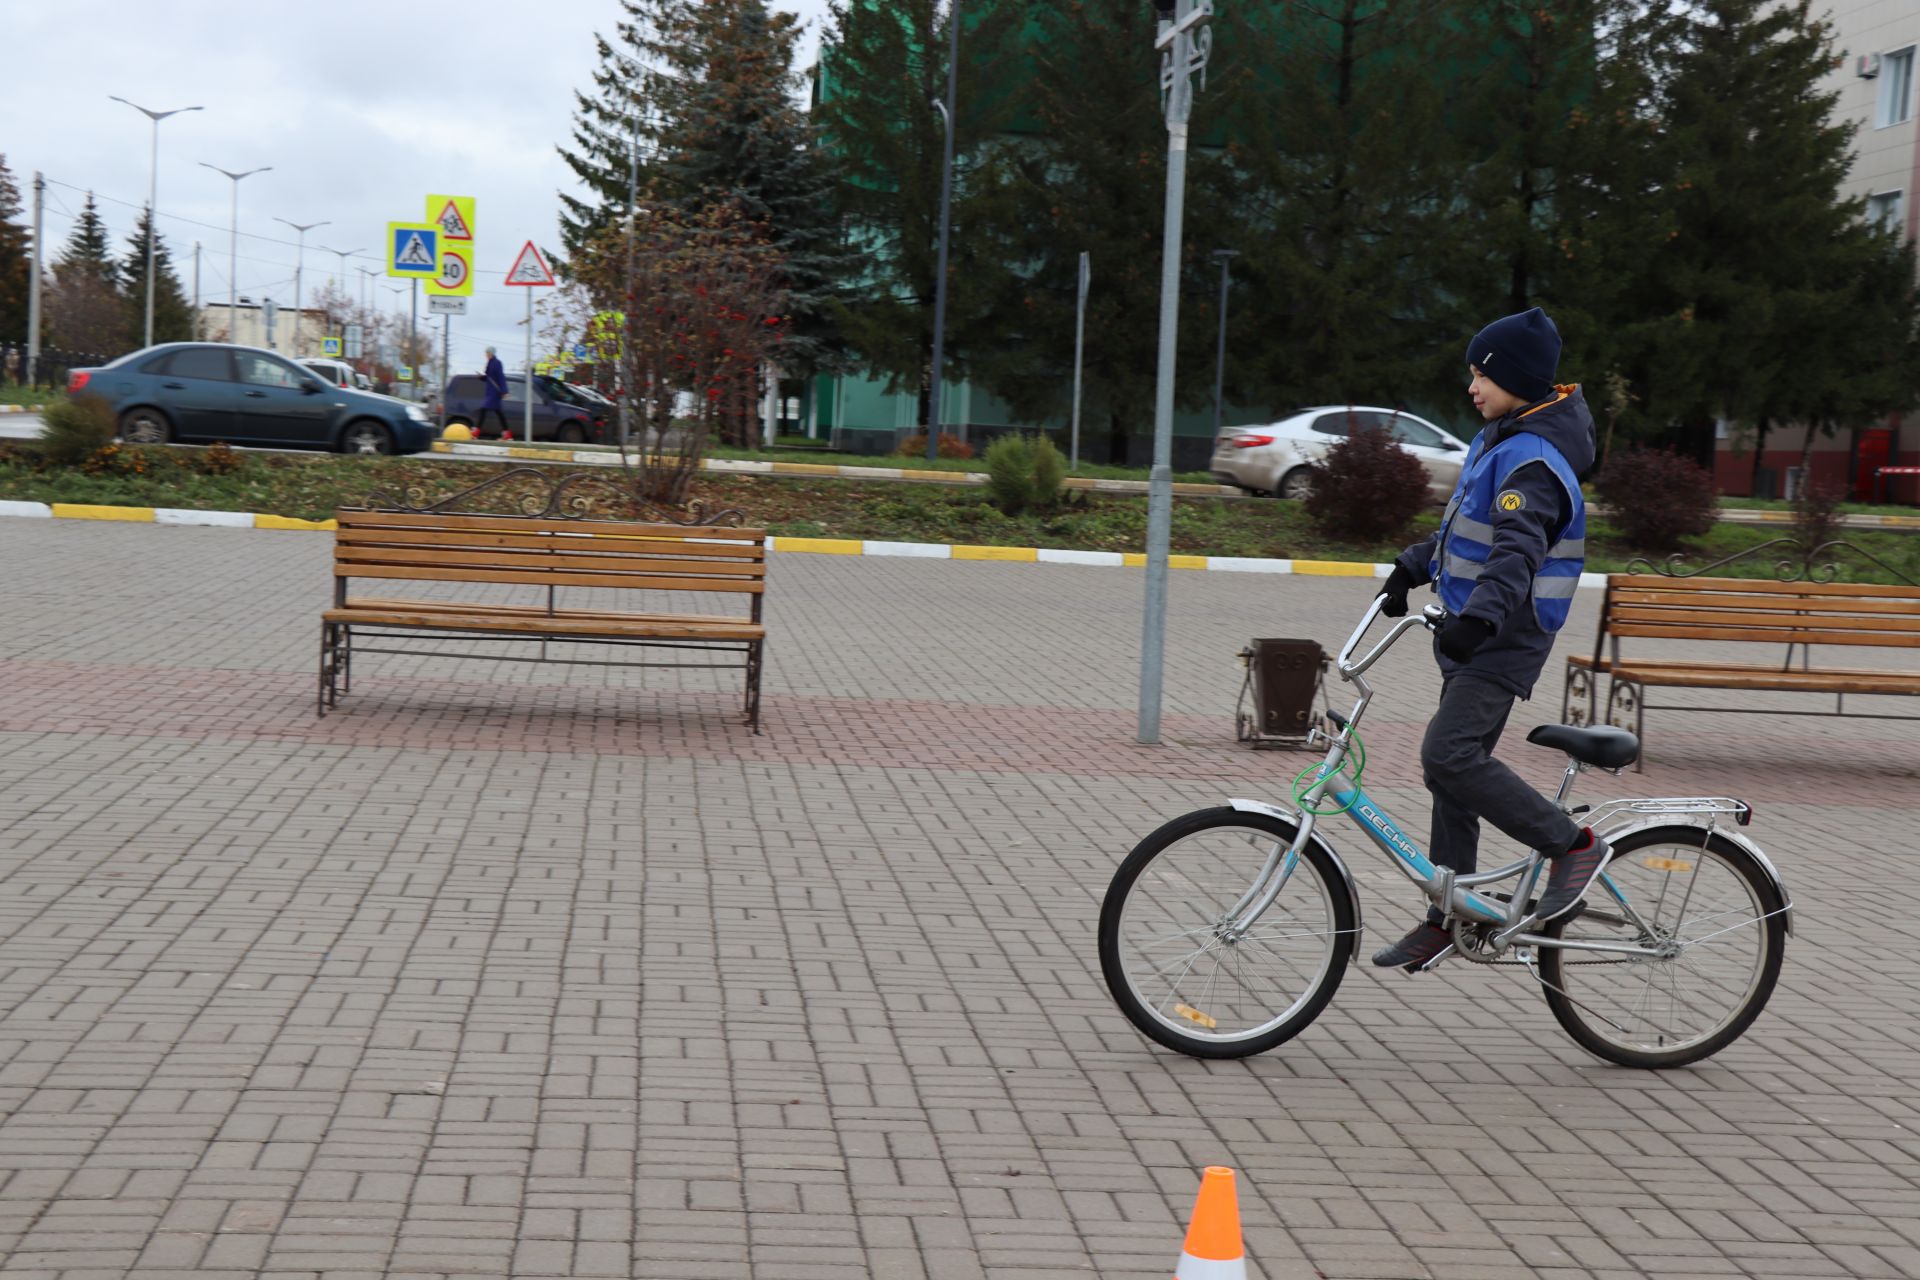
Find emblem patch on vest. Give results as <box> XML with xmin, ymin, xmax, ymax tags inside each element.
<box><xmin>1496</xmin><ymin>489</ymin><xmax>1525</xmax><ymax>512</ymax></box>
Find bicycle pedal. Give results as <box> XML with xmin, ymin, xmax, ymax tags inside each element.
<box><xmin>1410</xmin><ymin>944</ymin><xmax>1456</xmax><ymax>973</ymax></box>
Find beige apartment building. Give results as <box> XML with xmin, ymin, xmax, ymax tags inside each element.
<box><xmin>1718</xmin><ymin>0</ymin><xmax>1920</xmax><ymax>501</ymax></box>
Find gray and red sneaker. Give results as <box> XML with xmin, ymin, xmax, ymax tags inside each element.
<box><xmin>1536</xmin><ymin>828</ymin><xmax>1612</xmax><ymax>922</ymax></box>
<box><xmin>1370</xmin><ymin>922</ymin><xmax>1453</xmax><ymax>971</ymax></box>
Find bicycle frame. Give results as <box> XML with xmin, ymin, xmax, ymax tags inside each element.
<box><xmin>1221</xmin><ymin>596</ymin><xmax>1779</xmax><ymax>964</ymax></box>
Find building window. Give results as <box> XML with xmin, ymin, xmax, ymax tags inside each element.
<box><xmin>1878</xmin><ymin>47</ymin><xmax>1915</xmax><ymax>128</ymax></box>
<box><xmin>1867</xmin><ymin>190</ymin><xmax>1905</xmax><ymax>233</ymax></box>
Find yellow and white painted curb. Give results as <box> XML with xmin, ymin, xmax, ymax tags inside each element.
<box><xmin>1</xmin><ymin>500</ymin><xmax>337</xmax><ymax>531</ymax></box>
<box><xmin>0</xmin><ymin>497</ymin><xmax>1610</xmax><ymax>586</ymax></box>
<box><xmin>0</xmin><ymin>405</ymin><xmax>47</xmax><ymax>416</ymax></box>
<box><xmin>428</xmin><ymin>438</ymin><xmax>1241</xmax><ymax>498</ymax></box>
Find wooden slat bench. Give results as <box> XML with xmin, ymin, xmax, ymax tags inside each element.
<box><xmin>1561</xmin><ymin>574</ymin><xmax>1920</xmax><ymax>764</ymax></box>
<box><xmin>319</xmin><ymin>508</ymin><xmax>767</xmax><ymax>729</ymax></box>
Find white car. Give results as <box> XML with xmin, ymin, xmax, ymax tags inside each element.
<box><xmin>1211</xmin><ymin>405</ymin><xmax>1470</xmax><ymax>502</ymax></box>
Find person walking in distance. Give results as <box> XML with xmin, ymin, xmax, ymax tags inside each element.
<box><xmin>476</xmin><ymin>346</ymin><xmax>510</xmax><ymax>439</ymax></box>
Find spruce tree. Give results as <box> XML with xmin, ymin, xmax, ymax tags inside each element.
<box><xmin>58</xmin><ymin>193</ymin><xmax>117</xmax><ymax>284</ymax></box>
<box><xmin>46</xmin><ymin>193</ymin><xmax>126</xmax><ymax>354</ymax></box>
<box><xmin>1208</xmin><ymin>0</ymin><xmax>1471</xmax><ymax>420</ymax></box>
<box><xmin>813</xmin><ymin>0</ymin><xmax>1022</xmax><ymax>414</ymax></box>
<box><xmin>958</xmin><ymin>0</ymin><xmax>1234</xmax><ymax>459</ymax></box>
<box><xmin>0</xmin><ymin>157</ymin><xmax>30</xmax><ymax>346</ymax></box>
<box><xmin>557</xmin><ymin>0</ymin><xmax>669</xmax><ymax>261</ymax></box>
<box><xmin>558</xmin><ymin>0</ymin><xmax>851</xmax><ymax>373</ymax></box>
<box><xmin>120</xmin><ymin>209</ymin><xmax>196</xmax><ymax>346</ymax></box>
<box><xmin>1630</xmin><ymin>0</ymin><xmax>1918</xmax><ymax>462</ymax></box>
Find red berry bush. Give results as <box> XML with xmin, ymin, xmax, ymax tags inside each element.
<box><xmin>1303</xmin><ymin>424</ymin><xmax>1433</xmax><ymax>542</ymax></box>
<box><xmin>1591</xmin><ymin>447</ymin><xmax>1717</xmax><ymax>551</ymax></box>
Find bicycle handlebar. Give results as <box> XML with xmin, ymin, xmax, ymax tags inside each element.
<box><xmin>1335</xmin><ymin>593</ymin><xmax>1447</xmax><ymax>680</ymax></box>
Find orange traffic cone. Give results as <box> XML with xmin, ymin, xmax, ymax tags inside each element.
<box><xmin>1173</xmin><ymin>1167</ymin><xmax>1246</xmax><ymax>1279</ymax></box>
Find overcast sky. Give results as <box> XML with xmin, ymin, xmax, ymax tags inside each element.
<box><xmin>4</xmin><ymin>0</ymin><xmax>835</xmax><ymax>374</ymax></box>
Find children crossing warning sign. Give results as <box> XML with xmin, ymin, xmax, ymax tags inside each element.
<box><xmin>504</xmin><ymin>241</ymin><xmax>555</xmax><ymax>287</ymax></box>
<box><xmin>428</xmin><ymin>195</ymin><xmax>475</xmax><ymax>242</ymax></box>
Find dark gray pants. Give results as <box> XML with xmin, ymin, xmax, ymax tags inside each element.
<box><xmin>1422</xmin><ymin>675</ymin><xmax>1581</xmax><ymax>922</ymax></box>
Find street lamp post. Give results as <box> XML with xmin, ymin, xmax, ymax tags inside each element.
<box><xmin>274</xmin><ymin>217</ymin><xmax>329</xmax><ymax>357</ymax></box>
<box><xmin>1209</xmin><ymin>248</ymin><xmax>1237</xmax><ymax>442</ymax></box>
<box><xmin>925</xmin><ymin>0</ymin><xmax>961</xmax><ymax>463</ymax></box>
<box><xmin>321</xmin><ymin>245</ymin><xmax>366</xmax><ymax>346</ymax></box>
<box><xmin>1137</xmin><ymin>0</ymin><xmax>1214</xmax><ymax>745</ymax></box>
<box><xmin>110</xmin><ymin>97</ymin><xmax>202</xmax><ymax>348</ymax></box>
<box><xmin>618</xmin><ymin>98</ymin><xmax>643</xmax><ymax>451</ymax></box>
<box><xmin>198</xmin><ymin>162</ymin><xmax>271</xmax><ymax>345</ymax></box>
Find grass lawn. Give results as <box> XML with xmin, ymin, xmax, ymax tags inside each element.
<box><xmin>1</xmin><ymin>442</ymin><xmax>1915</xmax><ymax>581</ymax></box>
<box><xmin>488</xmin><ymin>434</ymin><xmax>1220</xmax><ymax>485</ymax></box>
<box><xmin>0</xmin><ymin>386</ymin><xmax>60</xmax><ymax>408</ymax></box>
<box><xmin>1717</xmin><ymin>495</ymin><xmax>1920</xmax><ymax>517</ymax></box>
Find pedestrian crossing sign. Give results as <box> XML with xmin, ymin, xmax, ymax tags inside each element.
<box><xmin>321</xmin><ymin>336</ymin><xmax>343</xmax><ymax>357</ymax></box>
<box><xmin>387</xmin><ymin>222</ymin><xmax>439</xmax><ymax>277</ymax></box>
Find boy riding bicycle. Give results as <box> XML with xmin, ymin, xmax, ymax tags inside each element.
<box><xmin>1371</xmin><ymin>306</ymin><xmax>1611</xmax><ymax>970</ymax></box>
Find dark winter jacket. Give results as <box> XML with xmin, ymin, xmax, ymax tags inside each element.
<box><xmin>483</xmin><ymin>356</ymin><xmax>507</xmax><ymax>408</ymax></box>
<box><xmin>1395</xmin><ymin>386</ymin><xmax>1597</xmax><ymax>698</ymax></box>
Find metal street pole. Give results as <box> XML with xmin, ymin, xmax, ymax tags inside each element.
<box><xmin>1071</xmin><ymin>250</ymin><xmax>1089</xmax><ymax>471</ymax></box>
<box><xmin>441</xmin><ymin>312</ymin><xmax>451</xmax><ymax>433</ymax></box>
<box><xmin>111</xmin><ymin>98</ymin><xmax>201</xmax><ymax>348</ymax></box>
<box><xmin>1209</xmin><ymin>247</ymin><xmax>1237</xmax><ymax>443</ymax></box>
<box><xmin>26</xmin><ymin>172</ymin><xmax>43</xmax><ymax>387</ymax></box>
<box><xmin>523</xmin><ymin>289</ymin><xmax>534</xmax><ymax>442</ymax></box>
<box><xmin>409</xmin><ymin>278</ymin><xmax>419</xmax><ymax>402</ymax></box>
<box><xmin>320</xmin><ymin>245</ymin><xmax>363</xmax><ymax>342</ymax></box>
<box><xmin>274</xmin><ymin>218</ymin><xmax>328</xmax><ymax>357</ymax></box>
<box><xmin>191</xmin><ymin>241</ymin><xmax>201</xmax><ymax>339</ymax></box>
<box><xmin>199</xmin><ymin>163</ymin><xmax>270</xmax><ymax>345</ymax></box>
<box><xmin>1138</xmin><ymin>0</ymin><xmax>1214</xmax><ymax>745</ymax></box>
<box><xmin>925</xmin><ymin>0</ymin><xmax>960</xmax><ymax>463</ymax></box>
<box><xmin>621</xmin><ymin>101</ymin><xmax>640</xmax><ymax>452</ymax></box>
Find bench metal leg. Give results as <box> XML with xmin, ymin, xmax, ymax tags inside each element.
<box><xmin>1562</xmin><ymin>662</ymin><xmax>1595</xmax><ymax>727</ymax></box>
<box><xmin>1605</xmin><ymin>676</ymin><xmax>1645</xmax><ymax>771</ymax></box>
<box><xmin>318</xmin><ymin>621</ymin><xmax>342</xmax><ymax>717</ymax></box>
<box><xmin>745</xmin><ymin>640</ymin><xmax>764</xmax><ymax>733</ymax></box>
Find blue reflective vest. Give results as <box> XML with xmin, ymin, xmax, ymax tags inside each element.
<box><xmin>1430</xmin><ymin>428</ymin><xmax>1585</xmax><ymax>632</ymax></box>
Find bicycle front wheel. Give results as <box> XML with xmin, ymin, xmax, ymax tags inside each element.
<box><xmin>1099</xmin><ymin>807</ymin><xmax>1356</xmax><ymax>1059</ymax></box>
<box><xmin>1538</xmin><ymin>825</ymin><xmax>1787</xmax><ymax>1068</ymax></box>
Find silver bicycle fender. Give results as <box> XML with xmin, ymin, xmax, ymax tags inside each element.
<box><xmin>1227</xmin><ymin>798</ymin><xmax>1366</xmax><ymax>963</ymax></box>
<box><xmin>1595</xmin><ymin>815</ymin><xmax>1794</xmax><ymax>936</ymax></box>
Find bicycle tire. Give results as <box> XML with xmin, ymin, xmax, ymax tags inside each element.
<box><xmin>1099</xmin><ymin>807</ymin><xmax>1356</xmax><ymax>1059</ymax></box>
<box><xmin>1537</xmin><ymin>825</ymin><xmax>1786</xmax><ymax>1068</ymax></box>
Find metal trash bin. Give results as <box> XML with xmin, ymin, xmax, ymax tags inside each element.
<box><xmin>1235</xmin><ymin>638</ymin><xmax>1327</xmax><ymax>748</ymax></box>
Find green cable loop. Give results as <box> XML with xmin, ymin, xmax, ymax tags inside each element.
<box><xmin>1292</xmin><ymin>728</ymin><xmax>1366</xmax><ymax>816</ymax></box>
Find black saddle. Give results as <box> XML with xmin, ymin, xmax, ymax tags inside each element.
<box><xmin>1526</xmin><ymin>723</ymin><xmax>1640</xmax><ymax>770</ymax></box>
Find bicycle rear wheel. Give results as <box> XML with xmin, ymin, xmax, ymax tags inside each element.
<box><xmin>1099</xmin><ymin>807</ymin><xmax>1356</xmax><ymax>1059</ymax></box>
<box><xmin>1537</xmin><ymin>825</ymin><xmax>1787</xmax><ymax>1068</ymax></box>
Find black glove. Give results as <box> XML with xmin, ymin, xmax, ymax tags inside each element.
<box><xmin>1437</xmin><ymin>614</ymin><xmax>1496</xmax><ymax>663</ymax></box>
<box><xmin>1378</xmin><ymin>564</ymin><xmax>1416</xmax><ymax>618</ymax></box>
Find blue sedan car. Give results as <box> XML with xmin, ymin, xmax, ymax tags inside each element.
<box><xmin>67</xmin><ymin>343</ymin><xmax>438</xmax><ymax>455</ymax></box>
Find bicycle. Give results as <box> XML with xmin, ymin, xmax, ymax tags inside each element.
<box><xmin>1099</xmin><ymin>596</ymin><xmax>1793</xmax><ymax>1068</ymax></box>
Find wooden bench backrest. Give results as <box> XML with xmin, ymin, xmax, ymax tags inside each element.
<box><xmin>333</xmin><ymin>509</ymin><xmax>767</xmax><ymax>598</ymax></box>
<box><xmin>1602</xmin><ymin>574</ymin><xmax>1920</xmax><ymax>649</ymax></box>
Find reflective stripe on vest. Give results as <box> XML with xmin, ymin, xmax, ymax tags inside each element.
<box><xmin>1428</xmin><ymin>431</ymin><xmax>1586</xmax><ymax>632</ymax></box>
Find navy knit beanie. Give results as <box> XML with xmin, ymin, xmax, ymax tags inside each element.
<box><xmin>1467</xmin><ymin>307</ymin><xmax>1560</xmax><ymax>404</ymax></box>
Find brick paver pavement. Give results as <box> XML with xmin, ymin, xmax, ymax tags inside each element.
<box><xmin>1</xmin><ymin>518</ymin><xmax>1918</xmax><ymax>1279</ymax></box>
